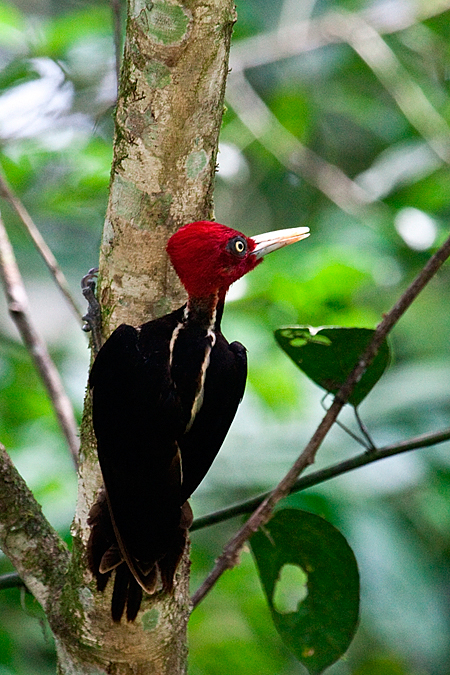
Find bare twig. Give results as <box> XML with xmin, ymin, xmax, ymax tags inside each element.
<box><xmin>0</xmin><ymin>443</ymin><xmax>69</xmax><ymax>607</ymax></box>
<box><xmin>191</xmin><ymin>426</ymin><xmax>450</xmax><ymax>531</ymax></box>
<box><xmin>191</xmin><ymin>233</ymin><xmax>450</xmax><ymax>608</ymax></box>
<box><xmin>319</xmin><ymin>394</ymin><xmax>371</xmax><ymax>450</ymax></box>
<box><xmin>225</xmin><ymin>72</ymin><xmax>374</xmax><ymax>216</ymax></box>
<box><xmin>0</xmin><ymin>172</ymin><xmax>83</xmax><ymax>324</ymax></box>
<box><xmin>0</xmin><ymin>213</ymin><xmax>79</xmax><ymax>466</ymax></box>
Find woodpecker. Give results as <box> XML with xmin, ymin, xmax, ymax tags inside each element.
<box><xmin>87</xmin><ymin>220</ymin><xmax>310</xmax><ymax>621</ymax></box>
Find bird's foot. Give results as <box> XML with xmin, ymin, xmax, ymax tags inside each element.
<box><xmin>81</xmin><ymin>267</ymin><xmax>102</xmax><ymax>355</ymax></box>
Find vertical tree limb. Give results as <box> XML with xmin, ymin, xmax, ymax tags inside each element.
<box><xmin>72</xmin><ymin>2</ymin><xmax>237</xmax><ymax>673</ymax></box>
<box><xmin>98</xmin><ymin>0</ymin><xmax>236</xmax><ymax>332</ymax></box>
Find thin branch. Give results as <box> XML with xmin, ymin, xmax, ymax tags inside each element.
<box><xmin>0</xmin><ymin>171</ymin><xmax>84</xmax><ymax>324</ymax></box>
<box><xmin>0</xmin><ymin>443</ymin><xmax>70</xmax><ymax>607</ymax></box>
<box><xmin>225</xmin><ymin>72</ymin><xmax>374</xmax><ymax>216</ymax></box>
<box><xmin>0</xmin><ymin>212</ymin><xmax>80</xmax><ymax>466</ymax></box>
<box><xmin>320</xmin><ymin>394</ymin><xmax>371</xmax><ymax>450</ymax></box>
<box><xmin>0</xmin><ymin>572</ymin><xmax>25</xmax><ymax>590</ymax></box>
<box><xmin>353</xmin><ymin>406</ymin><xmax>376</xmax><ymax>451</ymax></box>
<box><xmin>191</xmin><ymin>233</ymin><xmax>450</xmax><ymax>608</ymax></box>
<box><xmin>191</xmin><ymin>426</ymin><xmax>450</xmax><ymax>531</ymax></box>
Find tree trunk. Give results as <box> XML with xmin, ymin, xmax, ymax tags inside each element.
<box><xmin>57</xmin><ymin>1</ymin><xmax>236</xmax><ymax>672</ymax></box>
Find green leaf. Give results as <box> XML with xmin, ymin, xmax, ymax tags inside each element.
<box><xmin>274</xmin><ymin>326</ymin><xmax>390</xmax><ymax>407</ymax></box>
<box><xmin>251</xmin><ymin>508</ymin><xmax>359</xmax><ymax>675</ymax></box>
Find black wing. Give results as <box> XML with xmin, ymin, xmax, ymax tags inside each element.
<box><xmin>179</xmin><ymin>335</ymin><xmax>247</xmax><ymax>502</ymax></box>
<box><xmin>88</xmin><ymin>307</ymin><xmax>247</xmax><ymax>620</ymax></box>
<box><xmin>90</xmin><ymin>317</ymin><xmax>184</xmax><ymax>559</ymax></box>
<box><xmin>89</xmin><ymin>310</ymin><xmax>188</xmax><ymax>619</ymax></box>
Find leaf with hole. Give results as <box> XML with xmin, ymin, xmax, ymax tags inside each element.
<box><xmin>274</xmin><ymin>326</ymin><xmax>390</xmax><ymax>407</ymax></box>
<box><xmin>251</xmin><ymin>508</ymin><xmax>360</xmax><ymax>674</ymax></box>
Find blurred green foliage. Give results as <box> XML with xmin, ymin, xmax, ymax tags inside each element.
<box><xmin>0</xmin><ymin>0</ymin><xmax>449</xmax><ymax>673</ymax></box>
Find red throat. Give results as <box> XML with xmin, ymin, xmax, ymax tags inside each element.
<box><xmin>166</xmin><ymin>221</ymin><xmax>259</xmax><ymax>299</ymax></box>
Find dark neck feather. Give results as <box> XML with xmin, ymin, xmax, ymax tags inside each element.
<box><xmin>186</xmin><ymin>293</ymin><xmax>224</xmax><ymax>332</ymax></box>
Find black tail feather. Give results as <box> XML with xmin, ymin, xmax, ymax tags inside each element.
<box><xmin>87</xmin><ymin>489</ymin><xmax>115</xmax><ymax>592</ymax></box>
<box><xmin>126</xmin><ymin>577</ymin><xmax>143</xmax><ymax>622</ymax></box>
<box><xmin>111</xmin><ymin>563</ymin><xmax>129</xmax><ymax>623</ymax></box>
<box><xmin>134</xmin><ymin>563</ymin><xmax>158</xmax><ymax>594</ymax></box>
<box><xmin>99</xmin><ymin>544</ymin><xmax>122</xmax><ymax>574</ymax></box>
<box><xmin>87</xmin><ymin>488</ymin><xmax>189</xmax><ymax>621</ymax></box>
<box><xmin>159</xmin><ymin>527</ymin><xmax>188</xmax><ymax>592</ymax></box>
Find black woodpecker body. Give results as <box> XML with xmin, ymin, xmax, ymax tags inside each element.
<box><xmin>87</xmin><ymin>220</ymin><xmax>310</xmax><ymax>621</ymax></box>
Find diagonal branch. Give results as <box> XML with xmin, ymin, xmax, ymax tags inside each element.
<box><xmin>0</xmin><ymin>212</ymin><xmax>80</xmax><ymax>466</ymax></box>
<box><xmin>0</xmin><ymin>170</ymin><xmax>84</xmax><ymax>323</ymax></box>
<box><xmin>192</xmin><ymin>426</ymin><xmax>450</xmax><ymax>531</ymax></box>
<box><xmin>228</xmin><ymin>3</ymin><xmax>450</xmax><ymax>194</ymax></box>
<box><xmin>191</xmin><ymin>232</ymin><xmax>450</xmax><ymax>608</ymax></box>
<box><xmin>0</xmin><ymin>443</ymin><xmax>70</xmax><ymax>608</ymax></box>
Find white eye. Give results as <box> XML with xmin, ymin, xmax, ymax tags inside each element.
<box><xmin>227</xmin><ymin>235</ymin><xmax>248</xmax><ymax>257</ymax></box>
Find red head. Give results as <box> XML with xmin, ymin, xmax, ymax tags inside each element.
<box><xmin>167</xmin><ymin>220</ymin><xmax>310</xmax><ymax>298</ymax></box>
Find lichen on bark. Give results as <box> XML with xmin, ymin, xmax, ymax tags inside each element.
<box><xmin>100</xmin><ymin>0</ymin><xmax>236</xmax><ymax>332</ymax></box>
<box><xmin>0</xmin><ymin>444</ymin><xmax>70</xmax><ymax>609</ymax></box>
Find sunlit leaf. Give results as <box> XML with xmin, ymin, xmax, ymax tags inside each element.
<box><xmin>274</xmin><ymin>326</ymin><xmax>390</xmax><ymax>407</ymax></box>
<box><xmin>251</xmin><ymin>508</ymin><xmax>359</xmax><ymax>675</ymax></box>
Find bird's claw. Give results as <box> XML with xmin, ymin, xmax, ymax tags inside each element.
<box><xmin>81</xmin><ymin>267</ymin><xmax>102</xmax><ymax>355</ymax></box>
<box><xmin>81</xmin><ymin>267</ymin><xmax>99</xmax><ymax>295</ymax></box>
